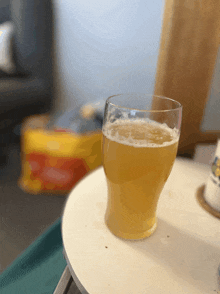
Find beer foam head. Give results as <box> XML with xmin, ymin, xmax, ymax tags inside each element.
<box><xmin>102</xmin><ymin>119</ymin><xmax>179</xmax><ymax>148</ymax></box>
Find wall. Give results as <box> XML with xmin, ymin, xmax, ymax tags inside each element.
<box><xmin>53</xmin><ymin>0</ymin><xmax>164</xmax><ymax>111</ymax></box>
<box><xmin>201</xmin><ymin>46</ymin><xmax>220</xmax><ymax>132</ymax></box>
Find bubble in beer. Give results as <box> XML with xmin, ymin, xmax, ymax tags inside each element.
<box><xmin>103</xmin><ymin>119</ymin><xmax>179</xmax><ymax>148</ymax></box>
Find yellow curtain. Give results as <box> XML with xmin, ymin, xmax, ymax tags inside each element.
<box><xmin>154</xmin><ymin>0</ymin><xmax>220</xmax><ymax>155</ymax></box>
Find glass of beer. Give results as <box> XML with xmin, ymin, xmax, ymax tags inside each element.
<box><xmin>102</xmin><ymin>93</ymin><xmax>182</xmax><ymax>240</ymax></box>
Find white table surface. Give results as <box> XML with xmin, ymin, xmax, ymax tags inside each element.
<box><xmin>62</xmin><ymin>158</ymin><xmax>220</xmax><ymax>294</ymax></box>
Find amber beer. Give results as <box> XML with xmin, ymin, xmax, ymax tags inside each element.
<box><xmin>102</xmin><ymin>119</ymin><xmax>179</xmax><ymax>240</ymax></box>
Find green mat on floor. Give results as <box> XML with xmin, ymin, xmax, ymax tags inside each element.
<box><xmin>0</xmin><ymin>218</ymin><xmax>67</xmax><ymax>294</ymax></box>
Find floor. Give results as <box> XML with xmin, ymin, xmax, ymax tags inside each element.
<box><xmin>0</xmin><ymin>142</ymin><xmax>217</xmax><ymax>273</ymax></box>
<box><xmin>0</xmin><ymin>143</ymin><xmax>67</xmax><ymax>274</ymax></box>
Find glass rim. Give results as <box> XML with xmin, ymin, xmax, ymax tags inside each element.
<box><xmin>106</xmin><ymin>93</ymin><xmax>182</xmax><ymax>113</ymax></box>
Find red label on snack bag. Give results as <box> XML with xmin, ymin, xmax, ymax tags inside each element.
<box><xmin>26</xmin><ymin>153</ymin><xmax>89</xmax><ymax>191</ymax></box>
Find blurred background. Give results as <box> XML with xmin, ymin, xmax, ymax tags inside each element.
<box><xmin>0</xmin><ymin>0</ymin><xmax>219</xmax><ymax>274</ymax></box>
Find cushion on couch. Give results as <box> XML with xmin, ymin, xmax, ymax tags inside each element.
<box><xmin>10</xmin><ymin>0</ymin><xmax>53</xmax><ymax>78</ymax></box>
<box><xmin>0</xmin><ymin>0</ymin><xmax>10</xmax><ymax>25</ymax></box>
<box><xmin>0</xmin><ymin>21</ymin><xmax>16</xmax><ymax>74</ymax></box>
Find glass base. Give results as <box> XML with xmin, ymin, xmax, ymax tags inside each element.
<box><xmin>105</xmin><ymin>219</ymin><xmax>157</xmax><ymax>241</ymax></box>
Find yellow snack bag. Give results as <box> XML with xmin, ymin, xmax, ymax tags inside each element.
<box><xmin>19</xmin><ymin>102</ymin><xmax>104</xmax><ymax>194</ymax></box>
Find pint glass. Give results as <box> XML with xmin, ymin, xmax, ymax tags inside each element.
<box><xmin>102</xmin><ymin>94</ymin><xmax>182</xmax><ymax>240</ymax></box>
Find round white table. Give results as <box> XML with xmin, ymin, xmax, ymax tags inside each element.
<box><xmin>62</xmin><ymin>158</ymin><xmax>220</xmax><ymax>294</ymax></box>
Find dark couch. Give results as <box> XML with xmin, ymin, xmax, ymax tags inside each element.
<box><xmin>0</xmin><ymin>0</ymin><xmax>54</xmax><ymax>166</ymax></box>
